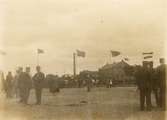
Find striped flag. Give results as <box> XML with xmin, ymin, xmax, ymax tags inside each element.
<box><xmin>37</xmin><ymin>49</ymin><xmax>44</xmax><ymax>54</ymax></box>
<box><xmin>144</xmin><ymin>56</ymin><xmax>153</xmax><ymax>59</ymax></box>
<box><xmin>142</xmin><ymin>52</ymin><xmax>153</xmax><ymax>59</ymax></box>
<box><xmin>76</xmin><ymin>50</ymin><xmax>85</xmax><ymax>57</ymax></box>
<box><xmin>110</xmin><ymin>50</ymin><xmax>120</xmax><ymax>57</ymax></box>
<box><xmin>142</xmin><ymin>52</ymin><xmax>153</xmax><ymax>55</ymax></box>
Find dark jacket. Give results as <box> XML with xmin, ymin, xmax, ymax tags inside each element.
<box><xmin>5</xmin><ymin>74</ymin><xmax>13</xmax><ymax>91</ymax></box>
<box><xmin>156</xmin><ymin>64</ymin><xmax>166</xmax><ymax>89</ymax></box>
<box><xmin>33</xmin><ymin>72</ymin><xmax>45</xmax><ymax>89</ymax></box>
<box><xmin>18</xmin><ymin>72</ymin><xmax>32</xmax><ymax>89</ymax></box>
<box><xmin>136</xmin><ymin>67</ymin><xmax>152</xmax><ymax>90</ymax></box>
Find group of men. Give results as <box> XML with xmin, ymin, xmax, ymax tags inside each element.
<box><xmin>135</xmin><ymin>58</ymin><xmax>166</xmax><ymax>111</ymax></box>
<box><xmin>4</xmin><ymin>66</ymin><xmax>45</xmax><ymax>105</ymax></box>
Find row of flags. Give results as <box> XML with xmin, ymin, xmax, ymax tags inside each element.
<box><xmin>0</xmin><ymin>49</ymin><xmax>45</xmax><ymax>55</ymax></box>
<box><xmin>38</xmin><ymin>49</ymin><xmax>87</xmax><ymax>58</ymax></box>
<box><xmin>0</xmin><ymin>48</ymin><xmax>154</xmax><ymax>61</ymax></box>
<box><xmin>110</xmin><ymin>50</ymin><xmax>154</xmax><ymax>60</ymax></box>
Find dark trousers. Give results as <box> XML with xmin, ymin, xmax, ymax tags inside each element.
<box><xmin>35</xmin><ymin>88</ymin><xmax>42</xmax><ymax>104</ymax></box>
<box><xmin>19</xmin><ymin>87</ymin><xmax>24</xmax><ymax>102</ymax></box>
<box><xmin>159</xmin><ymin>87</ymin><xmax>166</xmax><ymax>110</ymax></box>
<box><xmin>140</xmin><ymin>88</ymin><xmax>152</xmax><ymax>111</ymax></box>
<box><xmin>152</xmin><ymin>88</ymin><xmax>159</xmax><ymax>107</ymax></box>
<box><xmin>87</xmin><ymin>85</ymin><xmax>91</xmax><ymax>92</ymax></box>
<box><xmin>22</xmin><ymin>88</ymin><xmax>30</xmax><ymax>104</ymax></box>
<box><xmin>6</xmin><ymin>88</ymin><xmax>12</xmax><ymax>98</ymax></box>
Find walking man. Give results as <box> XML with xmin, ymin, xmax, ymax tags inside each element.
<box><xmin>33</xmin><ymin>66</ymin><xmax>45</xmax><ymax>105</ymax></box>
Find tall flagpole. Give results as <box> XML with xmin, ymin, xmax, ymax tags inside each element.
<box><xmin>73</xmin><ymin>53</ymin><xmax>76</xmax><ymax>78</ymax></box>
<box><xmin>110</xmin><ymin>51</ymin><xmax>112</xmax><ymax>64</ymax></box>
<box><xmin>109</xmin><ymin>51</ymin><xmax>113</xmax><ymax>64</ymax></box>
<box><xmin>37</xmin><ymin>51</ymin><xmax>39</xmax><ymax>66</ymax></box>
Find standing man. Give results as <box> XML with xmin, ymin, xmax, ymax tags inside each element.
<box><xmin>152</xmin><ymin>68</ymin><xmax>160</xmax><ymax>107</ymax></box>
<box><xmin>5</xmin><ymin>71</ymin><xmax>13</xmax><ymax>98</ymax></box>
<box><xmin>22</xmin><ymin>67</ymin><xmax>32</xmax><ymax>104</ymax></box>
<box><xmin>1</xmin><ymin>72</ymin><xmax>5</xmax><ymax>93</ymax></box>
<box><xmin>157</xmin><ymin>58</ymin><xmax>166</xmax><ymax>111</ymax></box>
<box><xmin>18</xmin><ymin>67</ymin><xmax>23</xmax><ymax>102</ymax></box>
<box><xmin>86</xmin><ymin>74</ymin><xmax>92</xmax><ymax>92</ymax></box>
<box><xmin>13</xmin><ymin>69</ymin><xmax>20</xmax><ymax>98</ymax></box>
<box><xmin>136</xmin><ymin>62</ymin><xmax>152</xmax><ymax>111</ymax></box>
<box><xmin>135</xmin><ymin>65</ymin><xmax>144</xmax><ymax>110</ymax></box>
<box><xmin>33</xmin><ymin>66</ymin><xmax>45</xmax><ymax>105</ymax></box>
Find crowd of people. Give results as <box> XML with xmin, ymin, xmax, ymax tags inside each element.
<box><xmin>1</xmin><ymin>66</ymin><xmax>45</xmax><ymax>105</ymax></box>
<box><xmin>135</xmin><ymin>58</ymin><xmax>166</xmax><ymax>111</ymax></box>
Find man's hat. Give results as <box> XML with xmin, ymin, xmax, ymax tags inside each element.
<box><xmin>18</xmin><ymin>67</ymin><xmax>23</xmax><ymax>71</ymax></box>
<box><xmin>160</xmin><ymin>58</ymin><xmax>165</xmax><ymax>64</ymax></box>
<box><xmin>26</xmin><ymin>67</ymin><xmax>30</xmax><ymax>70</ymax></box>
<box><xmin>36</xmin><ymin>65</ymin><xmax>41</xmax><ymax>69</ymax></box>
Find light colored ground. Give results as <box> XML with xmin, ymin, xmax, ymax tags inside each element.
<box><xmin>0</xmin><ymin>87</ymin><xmax>166</xmax><ymax>120</ymax></box>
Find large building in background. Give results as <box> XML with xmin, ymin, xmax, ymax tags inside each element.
<box><xmin>98</xmin><ymin>60</ymin><xmax>135</xmax><ymax>85</ymax></box>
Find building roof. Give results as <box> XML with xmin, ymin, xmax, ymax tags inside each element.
<box><xmin>101</xmin><ymin>60</ymin><xmax>130</xmax><ymax>70</ymax></box>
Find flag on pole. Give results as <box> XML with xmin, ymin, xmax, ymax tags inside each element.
<box><xmin>142</xmin><ymin>52</ymin><xmax>153</xmax><ymax>55</ymax></box>
<box><xmin>0</xmin><ymin>50</ymin><xmax>6</xmax><ymax>55</ymax></box>
<box><xmin>76</xmin><ymin>50</ymin><xmax>85</xmax><ymax>57</ymax></box>
<box><xmin>144</xmin><ymin>56</ymin><xmax>153</xmax><ymax>59</ymax></box>
<box><xmin>142</xmin><ymin>52</ymin><xmax>153</xmax><ymax>59</ymax></box>
<box><xmin>110</xmin><ymin>50</ymin><xmax>121</xmax><ymax>57</ymax></box>
<box><xmin>37</xmin><ymin>49</ymin><xmax>44</xmax><ymax>54</ymax></box>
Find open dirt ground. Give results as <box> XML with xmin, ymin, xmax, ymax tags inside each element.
<box><xmin>0</xmin><ymin>87</ymin><xmax>166</xmax><ymax>120</ymax></box>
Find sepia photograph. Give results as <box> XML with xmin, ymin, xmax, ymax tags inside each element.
<box><xmin>0</xmin><ymin>0</ymin><xmax>166</xmax><ymax>120</ymax></box>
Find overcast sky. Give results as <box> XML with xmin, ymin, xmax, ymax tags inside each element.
<box><xmin>0</xmin><ymin>0</ymin><xmax>166</xmax><ymax>75</ymax></box>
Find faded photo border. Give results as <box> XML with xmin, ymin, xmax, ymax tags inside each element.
<box><xmin>0</xmin><ymin>0</ymin><xmax>166</xmax><ymax>120</ymax></box>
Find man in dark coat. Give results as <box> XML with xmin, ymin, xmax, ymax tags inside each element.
<box><xmin>33</xmin><ymin>66</ymin><xmax>45</xmax><ymax>105</ymax></box>
<box><xmin>18</xmin><ymin>67</ymin><xmax>32</xmax><ymax>104</ymax></box>
<box><xmin>152</xmin><ymin>68</ymin><xmax>160</xmax><ymax>107</ymax></box>
<box><xmin>17</xmin><ymin>67</ymin><xmax>24</xmax><ymax>102</ymax></box>
<box><xmin>156</xmin><ymin>58</ymin><xmax>166</xmax><ymax>110</ymax></box>
<box><xmin>136</xmin><ymin>62</ymin><xmax>152</xmax><ymax>111</ymax></box>
<box><xmin>22</xmin><ymin>67</ymin><xmax>32</xmax><ymax>104</ymax></box>
<box><xmin>5</xmin><ymin>71</ymin><xmax>13</xmax><ymax>98</ymax></box>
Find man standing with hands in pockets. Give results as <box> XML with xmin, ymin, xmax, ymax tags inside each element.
<box><xmin>33</xmin><ymin>66</ymin><xmax>45</xmax><ymax>105</ymax></box>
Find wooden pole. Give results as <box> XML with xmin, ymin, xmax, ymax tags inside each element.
<box><xmin>109</xmin><ymin>51</ymin><xmax>113</xmax><ymax>64</ymax></box>
<box><xmin>37</xmin><ymin>52</ymin><xmax>39</xmax><ymax>66</ymax></box>
<box><xmin>73</xmin><ymin>53</ymin><xmax>76</xmax><ymax>78</ymax></box>
<box><xmin>110</xmin><ymin>51</ymin><xmax>112</xmax><ymax>64</ymax></box>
